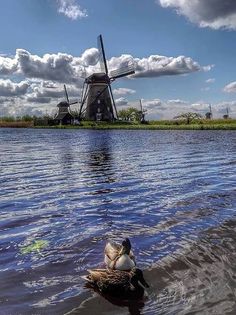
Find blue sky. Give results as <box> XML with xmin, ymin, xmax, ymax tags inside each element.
<box><xmin>0</xmin><ymin>0</ymin><xmax>236</xmax><ymax>119</ymax></box>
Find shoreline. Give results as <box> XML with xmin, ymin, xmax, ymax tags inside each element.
<box><xmin>1</xmin><ymin>120</ymin><xmax>236</xmax><ymax>130</ymax></box>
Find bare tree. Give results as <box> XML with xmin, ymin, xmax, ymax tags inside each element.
<box><xmin>174</xmin><ymin>112</ymin><xmax>202</xmax><ymax>124</ymax></box>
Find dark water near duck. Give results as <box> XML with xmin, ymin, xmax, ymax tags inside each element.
<box><xmin>0</xmin><ymin>128</ymin><xmax>236</xmax><ymax>315</ymax></box>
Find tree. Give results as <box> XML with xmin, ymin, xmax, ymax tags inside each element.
<box><xmin>118</xmin><ymin>107</ymin><xmax>141</xmax><ymax>121</ymax></box>
<box><xmin>174</xmin><ymin>112</ymin><xmax>202</xmax><ymax>124</ymax></box>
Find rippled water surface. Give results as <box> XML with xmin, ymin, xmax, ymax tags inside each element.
<box><xmin>0</xmin><ymin>128</ymin><xmax>236</xmax><ymax>315</ymax></box>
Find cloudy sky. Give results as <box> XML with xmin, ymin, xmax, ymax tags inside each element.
<box><xmin>0</xmin><ymin>0</ymin><xmax>236</xmax><ymax>119</ymax></box>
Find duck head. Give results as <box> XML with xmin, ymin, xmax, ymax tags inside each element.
<box><xmin>120</xmin><ymin>238</ymin><xmax>132</xmax><ymax>255</ymax></box>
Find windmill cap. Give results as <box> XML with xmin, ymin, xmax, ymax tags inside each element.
<box><xmin>85</xmin><ymin>73</ymin><xmax>110</xmax><ymax>84</ymax></box>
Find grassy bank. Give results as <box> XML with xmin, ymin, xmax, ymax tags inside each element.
<box><xmin>41</xmin><ymin>119</ymin><xmax>236</xmax><ymax>130</ymax></box>
<box><xmin>1</xmin><ymin>119</ymin><xmax>236</xmax><ymax>130</ymax></box>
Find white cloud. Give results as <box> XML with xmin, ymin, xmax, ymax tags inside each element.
<box><xmin>0</xmin><ymin>79</ymin><xmax>29</xmax><ymax>96</ymax></box>
<box><xmin>206</xmin><ymin>78</ymin><xmax>215</xmax><ymax>84</ymax></box>
<box><xmin>223</xmin><ymin>81</ymin><xmax>236</xmax><ymax>93</ymax></box>
<box><xmin>26</xmin><ymin>81</ymin><xmax>79</xmax><ymax>104</ymax></box>
<box><xmin>16</xmin><ymin>49</ymin><xmax>83</xmax><ymax>84</ymax></box>
<box><xmin>132</xmin><ymin>55</ymin><xmax>205</xmax><ymax>78</ymax></box>
<box><xmin>0</xmin><ymin>55</ymin><xmax>18</xmax><ymax>75</ymax></box>
<box><xmin>57</xmin><ymin>0</ymin><xmax>87</xmax><ymax>20</ymax></box>
<box><xmin>0</xmin><ymin>97</ymin><xmax>47</xmax><ymax>117</ymax></box>
<box><xmin>26</xmin><ymin>96</ymin><xmax>51</xmax><ymax>104</ymax></box>
<box><xmin>108</xmin><ymin>53</ymin><xmax>207</xmax><ymax>78</ymax></box>
<box><xmin>113</xmin><ymin>88</ymin><xmax>136</xmax><ymax>96</ymax></box>
<box><xmin>202</xmin><ymin>64</ymin><xmax>214</xmax><ymax>72</ymax></box>
<box><xmin>167</xmin><ymin>99</ymin><xmax>188</xmax><ymax>105</ymax></box>
<box><xmin>158</xmin><ymin>0</ymin><xmax>236</xmax><ymax>30</ymax></box>
<box><xmin>0</xmin><ymin>48</ymin><xmax>207</xmax><ymax>85</ymax></box>
<box><xmin>144</xmin><ymin>99</ymin><xmax>162</xmax><ymax>110</ymax></box>
<box><xmin>80</xmin><ymin>48</ymin><xmax>99</xmax><ymax>67</ymax></box>
<box><xmin>115</xmin><ymin>97</ymin><xmax>129</xmax><ymax>107</ymax></box>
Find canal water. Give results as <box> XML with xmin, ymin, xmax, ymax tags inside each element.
<box><xmin>0</xmin><ymin>128</ymin><xmax>235</xmax><ymax>315</ymax></box>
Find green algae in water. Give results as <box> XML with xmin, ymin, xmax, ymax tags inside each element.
<box><xmin>20</xmin><ymin>240</ymin><xmax>49</xmax><ymax>255</ymax></box>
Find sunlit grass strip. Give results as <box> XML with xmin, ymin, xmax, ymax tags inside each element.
<box><xmin>0</xmin><ymin>121</ymin><xmax>33</xmax><ymax>128</ymax></box>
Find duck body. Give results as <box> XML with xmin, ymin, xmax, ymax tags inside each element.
<box><xmin>104</xmin><ymin>238</ymin><xmax>136</xmax><ymax>271</ymax></box>
<box><xmin>85</xmin><ymin>268</ymin><xmax>149</xmax><ymax>299</ymax></box>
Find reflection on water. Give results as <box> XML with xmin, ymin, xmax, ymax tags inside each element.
<box><xmin>0</xmin><ymin>129</ymin><xmax>236</xmax><ymax>315</ymax></box>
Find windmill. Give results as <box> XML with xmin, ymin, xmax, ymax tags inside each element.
<box><xmin>223</xmin><ymin>107</ymin><xmax>230</xmax><ymax>119</ymax></box>
<box><xmin>54</xmin><ymin>84</ymin><xmax>78</xmax><ymax>125</ymax></box>
<box><xmin>205</xmin><ymin>104</ymin><xmax>212</xmax><ymax>120</ymax></box>
<box><xmin>139</xmin><ymin>99</ymin><xmax>147</xmax><ymax>123</ymax></box>
<box><xmin>79</xmin><ymin>34</ymin><xmax>135</xmax><ymax>121</ymax></box>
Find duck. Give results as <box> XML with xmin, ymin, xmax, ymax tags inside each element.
<box><xmin>104</xmin><ymin>238</ymin><xmax>136</xmax><ymax>271</ymax></box>
<box><xmin>84</xmin><ymin>268</ymin><xmax>149</xmax><ymax>299</ymax></box>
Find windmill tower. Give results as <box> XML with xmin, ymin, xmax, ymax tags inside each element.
<box><xmin>79</xmin><ymin>35</ymin><xmax>135</xmax><ymax>121</ymax></box>
<box><xmin>54</xmin><ymin>85</ymin><xmax>78</xmax><ymax>125</ymax></box>
<box><xmin>205</xmin><ymin>104</ymin><xmax>212</xmax><ymax>120</ymax></box>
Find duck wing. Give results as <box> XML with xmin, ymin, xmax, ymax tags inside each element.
<box><xmin>87</xmin><ymin>269</ymin><xmax>108</xmax><ymax>282</ymax></box>
<box><xmin>97</xmin><ymin>270</ymin><xmax>131</xmax><ymax>294</ymax></box>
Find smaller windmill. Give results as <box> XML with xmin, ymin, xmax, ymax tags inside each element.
<box><xmin>223</xmin><ymin>107</ymin><xmax>230</xmax><ymax>119</ymax></box>
<box><xmin>205</xmin><ymin>104</ymin><xmax>212</xmax><ymax>120</ymax></box>
<box><xmin>139</xmin><ymin>99</ymin><xmax>147</xmax><ymax>123</ymax></box>
<box><xmin>54</xmin><ymin>85</ymin><xmax>78</xmax><ymax>125</ymax></box>
<box><xmin>79</xmin><ymin>35</ymin><xmax>135</xmax><ymax>121</ymax></box>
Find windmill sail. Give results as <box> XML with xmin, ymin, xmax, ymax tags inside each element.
<box><xmin>110</xmin><ymin>63</ymin><xmax>135</xmax><ymax>80</ymax></box>
<box><xmin>64</xmin><ymin>84</ymin><xmax>78</xmax><ymax>105</ymax></box>
<box><xmin>108</xmin><ymin>84</ymin><xmax>118</xmax><ymax>119</ymax></box>
<box><xmin>97</xmin><ymin>34</ymin><xmax>108</xmax><ymax>74</ymax></box>
<box><xmin>64</xmin><ymin>84</ymin><xmax>69</xmax><ymax>103</ymax></box>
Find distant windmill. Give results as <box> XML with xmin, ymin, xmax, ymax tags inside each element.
<box><xmin>54</xmin><ymin>85</ymin><xmax>78</xmax><ymax>125</ymax></box>
<box><xmin>223</xmin><ymin>107</ymin><xmax>230</xmax><ymax>119</ymax></box>
<box><xmin>205</xmin><ymin>104</ymin><xmax>212</xmax><ymax>120</ymax></box>
<box><xmin>139</xmin><ymin>99</ymin><xmax>147</xmax><ymax>123</ymax></box>
<box><xmin>79</xmin><ymin>34</ymin><xmax>135</xmax><ymax>121</ymax></box>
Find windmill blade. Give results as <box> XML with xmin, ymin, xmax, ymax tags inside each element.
<box><xmin>79</xmin><ymin>82</ymin><xmax>89</xmax><ymax>118</ymax></box>
<box><xmin>97</xmin><ymin>34</ymin><xmax>109</xmax><ymax>74</ymax></box>
<box><xmin>64</xmin><ymin>84</ymin><xmax>69</xmax><ymax>103</ymax></box>
<box><xmin>109</xmin><ymin>64</ymin><xmax>135</xmax><ymax>80</ymax></box>
<box><xmin>108</xmin><ymin>84</ymin><xmax>118</xmax><ymax>119</ymax></box>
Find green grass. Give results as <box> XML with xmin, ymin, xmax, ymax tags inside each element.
<box><xmin>60</xmin><ymin>119</ymin><xmax>236</xmax><ymax>130</ymax></box>
<box><xmin>1</xmin><ymin>118</ymin><xmax>236</xmax><ymax>130</ymax></box>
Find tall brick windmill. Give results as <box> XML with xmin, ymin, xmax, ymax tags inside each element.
<box><xmin>79</xmin><ymin>35</ymin><xmax>135</xmax><ymax>121</ymax></box>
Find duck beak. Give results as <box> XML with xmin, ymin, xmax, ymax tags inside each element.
<box><xmin>119</xmin><ymin>245</ymin><xmax>127</xmax><ymax>255</ymax></box>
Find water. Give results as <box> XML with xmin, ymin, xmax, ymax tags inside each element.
<box><xmin>0</xmin><ymin>128</ymin><xmax>235</xmax><ymax>315</ymax></box>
